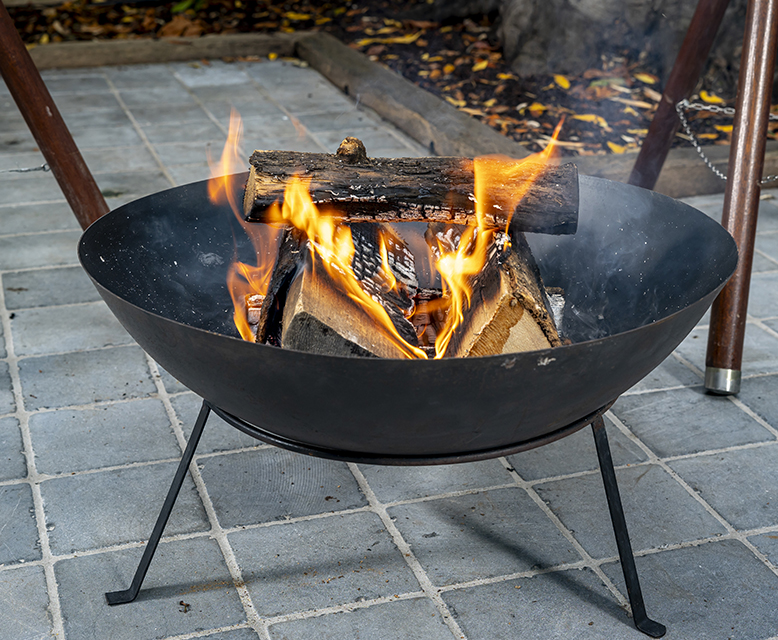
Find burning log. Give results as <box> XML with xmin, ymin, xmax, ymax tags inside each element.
<box><xmin>279</xmin><ymin>223</ymin><xmax>424</xmax><ymax>359</ymax></box>
<box><xmin>425</xmin><ymin>224</ymin><xmax>561</xmax><ymax>357</ymax></box>
<box><xmin>244</xmin><ymin>139</ymin><xmax>579</xmax><ymax>236</ymax></box>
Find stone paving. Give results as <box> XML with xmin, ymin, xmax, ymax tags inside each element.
<box><xmin>1</xmin><ymin>59</ymin><xmax>778</xmax><ymax>640</ymax></box>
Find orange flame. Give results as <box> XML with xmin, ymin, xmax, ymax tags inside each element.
<box><xmin>209</xmin><ymin>108</ymin><xmax>282</xmax><ymax>342</ymax></box>
<box><xmin>267</xmin><ymin>176</ymin><xmax>428</xmax><ymax>359</ymax></box>
<box><xmin>432</xmin><ymin>119</ymin><xmax>564</xmax><ymax>358</ymax></box>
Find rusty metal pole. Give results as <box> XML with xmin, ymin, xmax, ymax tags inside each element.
<box><xmin>628</xmin><ymin>0</ymin><xmax>731</xmax><ymax>189</ymax></box>
<box><xmin>0</xmin><ymin>0</ymin><xmax>108</xmax><ymax>229</ymax></box>
<box><xmin>705</xmin><ymin>0</ymin><xmax>778</xmax><ymax>394</ymax></box>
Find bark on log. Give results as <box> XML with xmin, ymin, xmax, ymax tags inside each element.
<box><xmin>244</xmin><ymin>149</ymin><xmax>578</xmax><ymax>235</ymax></box>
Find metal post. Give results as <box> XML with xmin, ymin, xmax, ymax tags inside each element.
<box><xmin>0</xmin><ymin>0</ymin><xmax>108</xmax><ymax>229</ymax></box>
<box><xmin>591</xmin><ymin>417</ymin><xmax>666</xmax><ymax>638</ymax></box>
<box><xmin>705</xmin><ymin>0</ymin><xmax>778</xmax><ymax>394</ymax></box>
<box><xmin>105</xmin><ymin>401</ymin><xmax>210</xmax><ymax>605</ymax></box>
<box><xmin>628</xmin><ymin>0</ymin><xmax>731</xmax><ymax>190</ymax></box>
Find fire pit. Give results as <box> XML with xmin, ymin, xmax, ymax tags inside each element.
<box><xmin>78</xmin><ymin>173</ymin><xmax>736</xmax><ymax>637</ymax></box>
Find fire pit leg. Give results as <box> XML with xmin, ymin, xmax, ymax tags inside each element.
<box><xmin>591</xmin><ymin>418</ymin><xmax>666</xmax><ymax>638</ymax></box>
<box><xmin>105</xmin><ymin>400</ymin><xmax>211</xmax><ymax>605</ymax></box>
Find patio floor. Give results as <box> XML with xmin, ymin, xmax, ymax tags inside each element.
<box><xmin>1</xmin><ymin>58</ymin><xmax>778</xmax><ymax>640</ymax></box>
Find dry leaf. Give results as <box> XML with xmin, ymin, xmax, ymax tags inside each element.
<box><xmin>445</xmin><ymin>96</ymin><xmax>467</xmax><ymax>108</ymax></box>
<box><xmin>607</xmin><ymin>141</ymin><xmax>626</xmax><ymax>154</ymax></box>
<box><xmin>497</xmin><ymin>73</ymin><xmax>516</xmax><ymax>80</ymax></box>
<box><xmin>714</xmin><ymin>124</ymin><xmax>733</xmax><ymax>133</ymax></box>
<box><xmin>573</xmin><ymin>113</ymin><xmax>608</xmax><ymax>128</ymax></box>
<box><xmin>700</xmin><ymin>90</ymin><xmax>725</xmax><ymax>104</ymax></box>
<box><xmin>354</xmin><ymin>31</ymin><xmax>421</xmax><ymax>47</ymax></box>
<box><xmin>634</xmin><ymin>73</ymin><xmax>658</xmax><ymax>84</ymax></box>
<box><xmin>283</xmin><ymin>11</ymin><xmax>311</xmax><ymax>20</ymax></box>
<box><xmin>472</xmin><ymin>59</ymin><xmax>488</xmax><ymax>72</ymax></box>
<box><xmin>697</xmin><ymin>133</ymin><xmax>719</xmax><ymax>140</ymax></box>
<box><xmin>554</xmin><ymin>74</ymin><xmax>571</xmax><ymax>90</ymax></box>
<box><xmin>443</xmin><ymin>64</ymin><xmax>456</xmax><ymax>74</ymax></box>
<box><xmin>528</xmin><ymin>102</ymin><xmax>547</xmax><ymax>115</ymax></box>
<box><xmin>609</xmin><ymin>96</ymin><xmax>653</xmax><ymax>109</ymax></box>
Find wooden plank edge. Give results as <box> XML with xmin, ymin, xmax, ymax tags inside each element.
<box><xmin>27</xmin><ymin>32</ymin><xmax>299</xmax><ymax>70</ymax></box>
<box><xmin>294</xmin><ymin>31</ymin><xmax>530</xmax><ymax>160</ymax></box>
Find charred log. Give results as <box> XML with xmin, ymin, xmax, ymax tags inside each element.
<box><xmin>244</xmin><ymin>144</ymin><xmax>578</xmax><ymax>236</ymax></box>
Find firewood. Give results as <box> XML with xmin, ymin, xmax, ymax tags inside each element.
<box><xmin>244</xmin><ymin>140</ymin><xmax>579</xmax><ymax>236</ymax></box>
<box><xmin>427</xmin><ymin>224</ymin><xmax>561</xmax><ymax>358</ymax></box>
<box><xmin>279</xmin><ymin>223</ymin><xmax>422</xmax><ymax>359</ymax></box>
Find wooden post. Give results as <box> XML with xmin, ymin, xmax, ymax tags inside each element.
<box><xmin>704</xmin><ymin>0</ymin><xmax>778</xmax><ymax>394</ymax></box>
<box><xmin>0</xmin><ymin>0</ymin><xmax>108</xmax><ymax>229</ymax></box>
<box><xmin>628</xmin><ymin>0</ymin><xmax>731</xmax><ymax>189</ymax></box>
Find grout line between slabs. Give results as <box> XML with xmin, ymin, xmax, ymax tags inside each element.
<box><xmin>0</xmin><ymin>274</ymin><xmax>65</xmax><ymax>637</ymax></box>
<box><xmin>347</xmin><ymin>462</ymin><xmax>467</xmax><ymax>640</ymax></box>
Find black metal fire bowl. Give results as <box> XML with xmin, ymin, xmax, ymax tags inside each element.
<box><xmin>78</xmin><ymin>174</ymin><xmax>737</xmax><ymax>459</ymax></box>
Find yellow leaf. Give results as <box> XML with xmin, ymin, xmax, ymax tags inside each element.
<box><xmin>634</xmin><ymin>73</ymin><xmax>657</xmax><ymax>84</ymax></box>
<box><xmin>497</xmin><ymin>73</ymin><xmax>516</xmax><ymax>80</ymax></box>
<box><xmin>483</xmin><ymin>98</ymin><xmax>496</xmax><ymax>107</ymax></box>
<box><xmin>697</xmin><ymin>133</ymin><xmax>719</xmax><ymax>139</ymax></box>
<box><xmin>443</xmin><ymin>64</ymin><xmax>456</xmax><ymax>74</ymax></box>
<box><xmin>268</xmin><ymin>52</ymin><xmax>278</xmax><ymax>61</ymax></box>
<box><xmin>354</xmin><ymin>31</ymin><xmax>422</xmax><ymax>47</ymax></box>
<box><xmin>700</xmin><ymin>90</ymin><xmax>725</xmax><ymax>105</ymax></box>
<box><xmin>627</xmin><ymin>128</ymin><xmax>649</xmax><ymax>135</ymax></box>
<box><xmin>607</xmin><ymin>141</ymin><xmax>627</xmax><ymax>154</ymax></box>
<box><xmin>283</xmin><ymin>11</ymin><xmax>311</xmax><ymax>20</ymax></box>
<box><xmin>375</xmin><ymin>26</ymin><xmax>397</xmax><ymax>34</ymax></box>
<box><xmin>554</xmin><ymin>74</ymin><xmax>571</xmax><ymax>90</ymax></box>
<box><xmin>714</xmin><ymin>124</ymin><xmax>733</xmax><ymax>133</ymax></box>
<box><xmin>623</xmin><ymin>106</ymin><xmax>640</xmax><ymax>117</ymax></box>
<box><xmin>574</xmin><ymin>113</ymin><xmax>608</xmax><ymax>128</ymax></box>
<box><xmin>39</xmin><ymin>33</ymin><xmax>50</xmax><ymax>45</ymax></box>
<box><xmin>460</xmin><ymin>107</ymin><xmax>486</xmax><ymax>116</ymax></box>
<box><xmin>472</xmin><ymin>59</ymin><xmax>489</xmax><ymax>72</ymax></box>
<box><xmin>315</xmin><ymin>17</ymin><xmax>331</xmax><ymax>25</ymax></box>
<box><xmin>528</xmin><ymin>102</ymin><xmax>547</xmax><ymax>114</ymax></box>
<box><xmin>445</xmin><ymin>96</ymin><xmax>467</xmax><ymax>108</ymax></box>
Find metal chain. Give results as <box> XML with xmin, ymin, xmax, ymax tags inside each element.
<box><xmin>676</xmin><ymin>99</ymin><xmax>778</xmax><ymax>184</ymax></box>
<box><xmin>0</xmin><ymin>163</ymin><xmax>50</xmax><ymax>174</ymax></box>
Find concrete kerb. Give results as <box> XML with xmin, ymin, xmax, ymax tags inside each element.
<box><xmin>24</xmin><ymin>30</ymin><xmax>774</xmax><ymax>199</ymax></box>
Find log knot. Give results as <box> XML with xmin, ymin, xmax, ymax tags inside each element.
<box><xmin>336</xmin><ymin>137</ymin><xmax>369</xmax><ymax>165</ymax></box>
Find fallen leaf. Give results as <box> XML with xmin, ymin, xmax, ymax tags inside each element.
<box><xmin>445</xmin><ymin>96</ymin><xmax>467</xmax><ymax>108</ymax></box>
<box><xmin>700</xmin><ymin>90</ymin><xmax>726</xmax><ymax>104</ymax></box>
<box><xmin>634</xmin><ymin>73</ymin><xmax>658</xmax><ymax>84</ymax></box>
<box><xmin>472</xmin><ymin>59</ymin><xmax>488</xmax><ymax>72</ymax></box>
<box><xmin>627</xmin><ymin>128</ymin><xmax>649</xmax><ymax>135</ymax></box>
<box><xmin>460</xmin><ymin>107</ymin><xmax>486</xmax><ymax>116</ymax></box>
<box><xmin>443</xmin><ymin>64</ymin><xmax>456</xmax><ymax>74</ymax></box>
<box><xmin>497</xmin><ymin>72</ymin><xmax>516</xmax><ymax>80</ymax></box>
<box><xmin>483</xmin><ymin>98</ymin><xmax>496</xmax><ymax>107</ymax></box>
<box><xmin>714</xmin><ymin>124</ymin><xmax>733</xmax><ymax>132</ymax></box>
<box><xmin>643</xmin><ymin>87</ymin><xmax>662</xmax><ymax>102</ymax></box>
<box><xmin>283</xmin><ymin>11</ymin><xmax>311</xmax><ymax>20</ymax></box>
<box><xmin>573</xmin><ymin>113</ymin><xmax>608</xmax><ymax>128</ymax></box>
<box><xmin>554</xmin><ymin>74</ymin><xmax>571</xmax><ymax>89</ymax></box>
<box><xmin>354</xmin><ymin>31</ymin><xmax>422</xmax><ymax>47</ymax></box>
<box><xmin>623</xmin><ymin>106</ymin><xmax>640</xmax><ymax>117</ymax></box>
<box><xmin>609</xmin><ymin>96</ymin><xmax>654</xmax><ymax>109</ymax></box>
<box><xmin>528</xmin><ymin>102</ymin><xmax>547</xmax><ymax>115</ymax></box>
<box><xmin>607</xmin><ymin>141</ymin><xmax>626</xmax><ymax>154</ymax></box>
<box><xmin>697</xmin><ymin>133</ymin><xmax>719</xmax><ymax>139</ymax></box>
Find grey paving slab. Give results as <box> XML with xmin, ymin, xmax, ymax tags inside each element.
<box><xmin>388</xmin><ymin>488</ymin><xmax>580</xmax><ymax>586</ymax></box>
<box><xmin>247</xmin><ymin>133</ymin><xmax>325</xmax><ymax>153</ymax></box>
<box><xmin>199</xmin><ymin>448</ymin><xmax>366</xmax><ymax>528</ymax></box>
<box><xmin>748</xmin><ymin>270</ymin><xmax>778</xmax><ymax>318</ymax></box>
<box><xmin>11</xmin><ymin>302</ymin><xmax>133</xmax><ymax>356</ymax></box>
<box><xmin>70</xmin><ymin>124</ymin><xmax>144</xmax><ymax>149</ymax></box>
<box><xmin>152</xmin><ymin>140</ymin><xmax>226</xmax><ymax>166</ymax></box>
<box><xmin>748</xmin><ymin>531</ymin><xmax>778</xmax><ymax>565</ymax></box>
<box><xmin>0</xmin><ymin>231</ymin><xmax>80</xmax><ymax>270</ymax></box>
<box><xmin>267</xmin><ymin>597</ymin><xmax>454</xmax><ymax>640</ymax></box>
<box><xmin>196</xmin><ymin>629</ymin><xmax>259</xmax><ymax>640</ymax></box>
<box><xmin>507</xmin><ymin>418</ymin><xmax>647</xmax><ymax>482</ymax></box>
<box><xmin>442</xmin><ymin>568</ymin><xmax>643</xmax><ymax>640</ymax></box>
<box><xmin>756</xmin><ymin>194</ymin><xmax>778</xmax><ymax>232</ymax></box>
<box><xmin>269</xmin><ymin>84</ymin><xmax>356</xmax><ymax>116</ymax></box>
<box><xmin>679</xmin><ymin>193</ymin><xmax>724</xmax><ymax>220</ymax></box>
<box><xmin>51</xmin><ymin>93</ymin><xmax>122</xmax><ymax>114</ymax></box>
<box><xmin>736</xmin><ymin>372</ymin><xmax>778</xmax><ymax>430</ymax></box>
<box><xmin>534</xmin><ymin>463</ymin><xmax>727</xmax><ymax>559</ymax></box>
<box><xmin>230</xmin><ymin>511</ymin><xmax>419</xmax><ymax>617</ymax></box>
<box><xmin>128</xmin><ymin>103</ymin><xmax>214</xmax><ymax>126</ymax></box>
<box><xmin>602</xmin><ymin>540</ymin><xmax>778</xmax><ymax>640</ymax></box>
<box><xmin>0</xmin><ymin>150</ymin><xmax>45</xmax><ymax>173</ymax></box>
<box><xmin>0</xmin><ymin>362</ymin><xmax>14</xmax><ymax>416</ymax></box>
<box><xmin>0</xmin><ymin>174</ymin><xmax>64</xmax><ymax>206</ymax></box>
<box><xmin>57</xmin><ymin>537</ymin><xmax>246</xmax><ymax>640</ymax></box>
<box><xmin>611</xmin><ymin>386</ymin><xmax>774</xmax><ymax>457</ymax></box>
<box><xmin>167</xmin><ymin>162</ymin><xmax>214</xmax><ymax>187</ymax></box>
<box><xmin>240</xmin><ymin>114</ymin><xmax>303</xmax><ymax>141</ymax></box>
<box><xmin>294</xmin><ymin>109</ymin><xmax>381</xmax><ymax>133</ymax></box>
<box><xmin>753</xmin><ymin>252</ymin><xmax>778</xmax><ymax>273</ymax></box>
<box><xmin>3</xmin><ymin>265</ymin><xmax>101</xmax><ymax>310</ymax></box>
<box><xmin>17</xmin><ymin>345</ymin><xmax>156</xmax><ymax>411</ymax></box>
<box><xmin>625</xmin><ymin>353</ymin><xmax>702</xmax><ymax>392</ymax></box>
<box><xmin>118</xmin><ymin>86</ymin><xmax>197</xmax><ymax>108</ymax></box>
<box><xmin>172</xmin><ymin>392</ymin><xmax>259</xmax><ymax>454</ymax></box>
<box><xmin>141</xmin><ymin>120</ymin><xmax>226</xmax><ymax>145</ymax></box>
<box><xmin>0</xmin><ymin>417</ymin><xmax>26</xmax><ymax>481</ymax></box>
<box><xmin>244</xmin><ymin>60</ymin><xmax>322</xmax><ymax>88</ymax></box>
<box><xmin>315</xmin><ymin>128</ymin><xmax>413</xmax><ymax>155</ymax></box>
<box><xmin>81</xmin><ymin>145</ymin><xmax>159</xmax><ymax>175</ymax></box>
<box><xmin>155</xmin><ymin>364</ymin><xmax>190</xmax><ymax>394</ymax></box>
<box><xmin>43</xmin><ymin>74</ymin><xmax>110</xmax><ymax>95</ymax></box>
<box><xmin>668</xmin><ymin>443</ymin><xmax>778</xmax><ymax>530</ymax></box>
<box><xmin>41</xmin><ymin>460</ymin><xmax>208</xmax><ymax>554</ymax></box>
<box><xmin>203</xmin><ymin>98</ymin><xmax>290</xmax><ymax>124</ymax></box>
<box><xmin>0</xmin><ymin>318</ymin><xmax>4</xmax><ymax>358</ymax></box>
<box><xmin>675</xmin><ymin>323</ymin><xmax>778</xmax><ymax>375</ymax></box>
<box><xmin>0</xmin><ymin>200</ymin><xmax>79</xmax><ymax>235</ymax></box>
<box><xmin>0</xmin><ymin>128</ymin><xmax>38</xmax><ymax>154</ymax></box>
<box><xmin>357</xmin><ymin>459</ymin><xmax>512</xmax><ymax>503</ymax></box>
<box><xmin>0</xmin><ymin>565</ymin><xmax>52</xmax><ymax>640</ymax></box>
<box><xmin>61</xmin><ymin>108</ymin><xmax>135</xmax><ymax>130</ymax></box>
<box><xmin>190</xmin><ymin>83</ymin><xmax>268</xmax><ymax>102</ymax></box>
<box><xmin>172</xmin><ymin>61</ymin><xmax>253</xmax><ymax>88</ymax></box>
<box><xmin>104</xmin><ymin>63</ymin><xmax>179</xmax><ymax>88</ymax></box>
<box><xmin>94</xmin><ymin>170</ymin><xmax>172</xmax><ymax>200</ymax></box>
<box><xmin>29</xmin><ymin>398</ymin><xmax>181</xmax><ymax>475</ymax></box>
<box><xmin>0</xmin><ymin>483</ymin><xmax>41</xmax><ymax>564</ymax></box>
